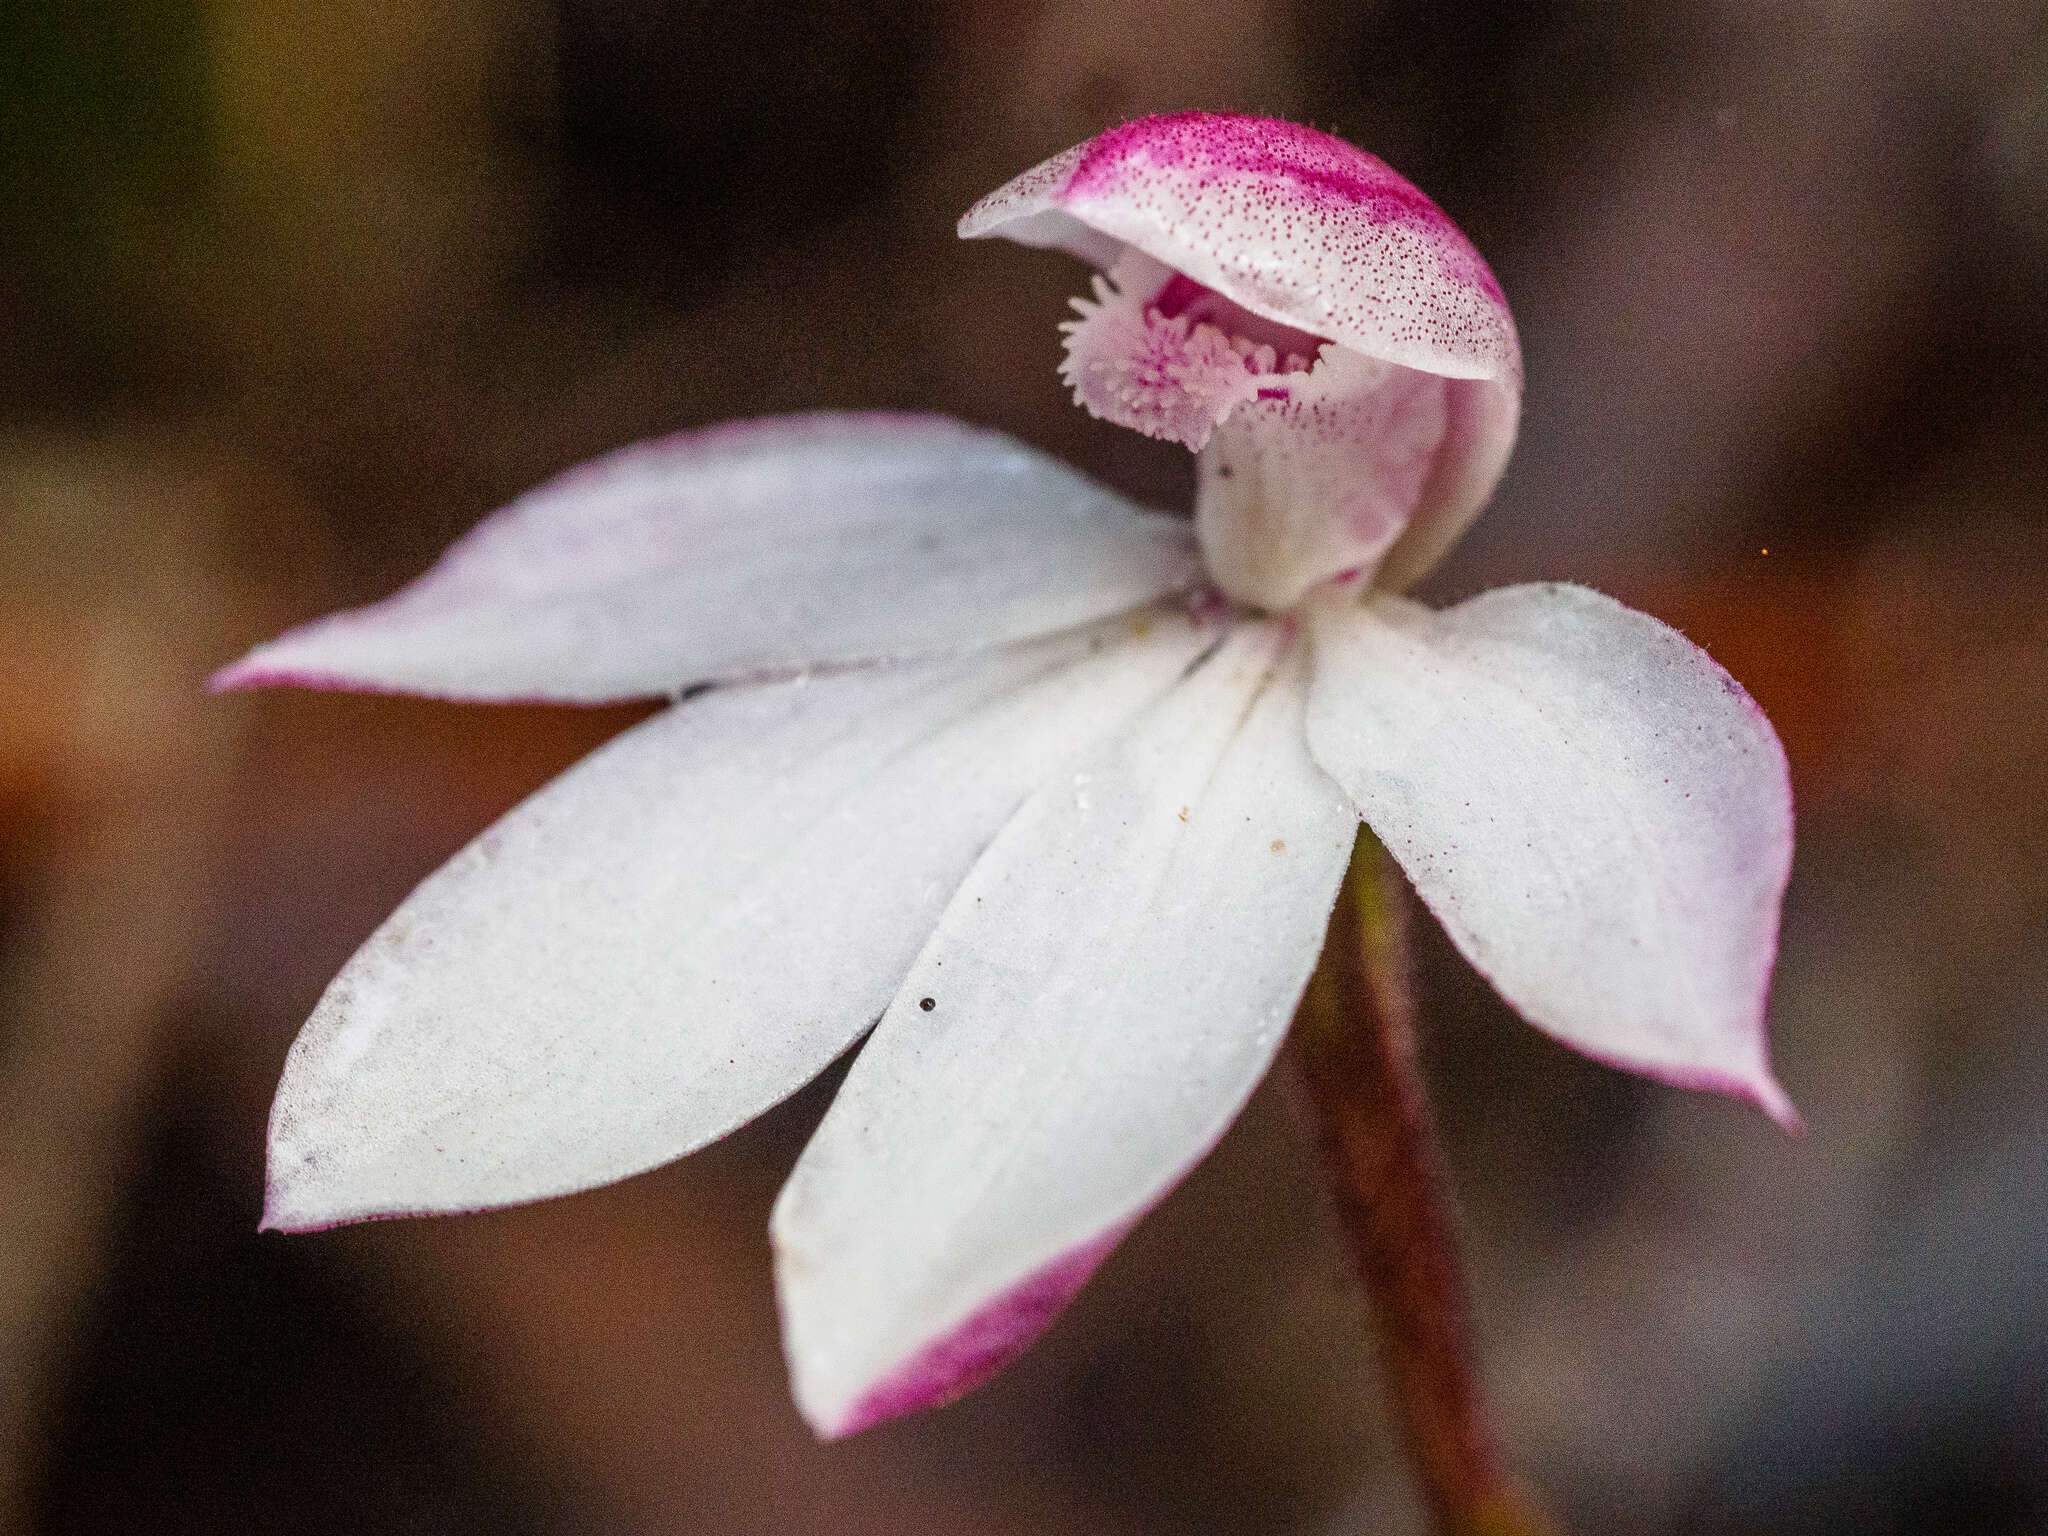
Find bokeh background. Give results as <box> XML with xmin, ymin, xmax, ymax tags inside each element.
<box><xmin>4</xmin><ymin>2</ymin><xmax>2047</xmax><ymax>1532</ymax></box>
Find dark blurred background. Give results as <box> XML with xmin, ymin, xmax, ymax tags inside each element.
<box><xmin>4</xmin><ymin>2</ymin><xmax>2046</xmax><ymax>1532</ymax></box>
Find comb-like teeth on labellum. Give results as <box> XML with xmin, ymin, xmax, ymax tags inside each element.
<box><xmin>962</xmin><ymin>110</ymin><xmax>1523</xmax><ymax>606</ymax></box>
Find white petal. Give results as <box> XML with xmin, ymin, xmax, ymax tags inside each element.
<box><xmin>263</xmin><ymin>610</ymin><xmax>1214</xmax><ymax>1231</ymax></box>
<box><xmin>771</xmin><ymin>624</ymin><xmax>1358</xmax><ymax>1437</ymax></box>
<box><xmin>1304</xmin><ymin>585</ymin><xmax>1796</xmax><ymax>1122</ymax></box>
<box><xmin>215</xmin><ymin>413</ymin><xmax>1202</xmax><ymax>703</ymax></box>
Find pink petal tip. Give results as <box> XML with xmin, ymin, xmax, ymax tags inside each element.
<box><xmin>810</xmin><ymin>1228</ymin><xmax>1126</xmax><ymax>1439</ymax></box>
<box><xmin>208</xmin><ymin>657</ymin><xmax>391</xmax><ymax>695</ymax></box>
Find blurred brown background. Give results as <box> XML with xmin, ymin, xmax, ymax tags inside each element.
<box><xmin>4</xmin><ymin>1</ymin><xmax>2047</xmax><ymax>1532</ymax></box>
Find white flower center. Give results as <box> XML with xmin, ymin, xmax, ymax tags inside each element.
<box><xmin>1059</xmin><ymin>250</ymin><xmax>1450</xmax><ymax>613</ymax></box>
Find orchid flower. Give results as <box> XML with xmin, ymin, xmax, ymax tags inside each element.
<box><xmin>217</xmin><ymin>112</ymin><xmax>1794</xmax><ymax>1440</ymax></box>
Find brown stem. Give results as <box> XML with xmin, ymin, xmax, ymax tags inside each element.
<box><xmin>1290</xmin><ymin>829</ymin><xmax>1559</xmax><ymax>1536</ymax></box>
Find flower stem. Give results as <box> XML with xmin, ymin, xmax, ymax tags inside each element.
<box><xmin>1290</xmin><ymin>827</ymin><xmax>1559</xmax><ymax>1536</ymax></box>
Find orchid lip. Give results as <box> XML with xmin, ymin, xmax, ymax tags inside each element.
<box><xmin>1149</xmin><ymin>270</ymin><xmax>1327</xmax><ymax>367</ymax></box>
<box><xmin>1047</xmin><ymin>210</ymin><xmax>1466</xmax><ymax>611</ymax></box>
<box><xmin>1057</xmin><ymin>255</ymin><xmax>1455</xmax><ymax>611</ymax></box>
<box><xmin>1057</xmin><ymin>250</ymin><xmax>1329</xmax><ymax>458</ymax></box>
<box><xmin>962</xmin><ymin>112</ymin><xmax>1525</xmax><ymax>597</ymax></box>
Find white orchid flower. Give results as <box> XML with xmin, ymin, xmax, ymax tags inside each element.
<box><xmin>218</xmin><ymin>112</ymin><xmax>1794</xmax><ymax>1440</ymax></box>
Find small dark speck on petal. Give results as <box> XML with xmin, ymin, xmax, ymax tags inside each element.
<box><xmin>919</xmin><ymin>997</ymin><xmax>936</xmax><ymax>1012</ymax></box>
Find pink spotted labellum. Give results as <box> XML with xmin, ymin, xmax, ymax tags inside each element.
<box><xmin>218</xmin><ymin>113</ymin><xmax>1795</xmax><ymax>1440</ymax></box>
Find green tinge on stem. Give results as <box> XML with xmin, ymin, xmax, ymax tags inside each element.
<box><xmin>1291</xmin><ymin>826</ymin><xmax>1560</xmax><ymax>1536</ymax></box>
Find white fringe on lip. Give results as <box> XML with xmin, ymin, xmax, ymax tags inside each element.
<box><xmin>1050</xmin><ymin>247</ymin><xmax>1453</xmax><ymax>613</ymax></box>
<box><xmin>1058</xmin><ymin>251</ymin><xmax>1313</xmax><ymax>453</ymax></box>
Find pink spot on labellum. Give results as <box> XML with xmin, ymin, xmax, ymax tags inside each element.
<box><xmin>1150</xmin><ymin>272</ymin><xmax>1209</xmax><ymax>320</ymax></box>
